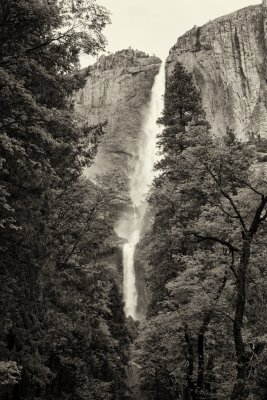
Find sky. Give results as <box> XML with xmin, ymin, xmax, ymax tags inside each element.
<box><xmin>80</xmin><ymin>0</ymin><xmax>261</xmax><ymax>67</ymax></box>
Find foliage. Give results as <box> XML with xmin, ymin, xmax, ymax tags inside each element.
<box><xmin>0</xmin><ymin>1</ymin><xmax>130</xmax><ymax>400</ymax></box>
<box><xmin>0</xmin><ymin>362</ymin><xmax>22</xmax><ymax>386</ymax></box>
<box><xmin>136</xmin><ymin>63</ymin><xmax>267</xmax><ymax>400</ymax></box>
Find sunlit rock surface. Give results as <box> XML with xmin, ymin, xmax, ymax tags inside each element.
<box><xmin>167</xmin><ymin>1</ymin><xmax>267</xmax><ymax>139</ymax></box>
<box><xmin>74</xmin><ymin>49</ymin><xmax>161</xmax><ymax>176</ymax></box>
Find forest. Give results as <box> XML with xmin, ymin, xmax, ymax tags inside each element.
<box><xmin>0</xmin><ymin>1</ymin><xmax>130</xmax><ymax>399</ymax></box>
<box><xmin>0</xmin><ymin>1</ymin><xmax>267</xmax><ymax>400</ymax></box>
<box><xmin>134</xmin><ymin>64</ymin><xmax>267</xmax><ymax>400</ymax></box>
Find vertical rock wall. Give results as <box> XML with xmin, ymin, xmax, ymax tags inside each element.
<box><xmin>74</xmin><ymin>49</ymin><xmax>161</xmax><ymax>176</ymax></box>
<box><xmin>167</xmin><ymin>2</ymin><xmax>267</xmax><ymax>139</ymax></box>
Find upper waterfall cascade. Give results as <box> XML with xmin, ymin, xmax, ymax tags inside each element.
<box><xmin>116</xmin><ymin>63</ymin><xmax>165</xmax><ymax>320</ymax></box>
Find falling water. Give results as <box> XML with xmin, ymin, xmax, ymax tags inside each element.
<box><xmin>116</xmin><ymin>63</ymin><xmax>165</xmax><ymax>319</ymax></box>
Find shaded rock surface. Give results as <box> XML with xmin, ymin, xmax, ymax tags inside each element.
<box><xmin>74</xmin><ymin>49</ymin><xmax>161</xmax><ymax>176</ymax></box>
<box><xmin>167</xmin><ymin>1</ymin><xmax>267</xmax><ymax>139</ymax></box>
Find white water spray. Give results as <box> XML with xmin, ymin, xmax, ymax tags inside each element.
<box><xmin>116</xmin><ymin>63</ymin><xmax>165</xmax><ymax>319</ymax></box>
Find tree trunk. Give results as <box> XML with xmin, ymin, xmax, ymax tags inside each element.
<box><xmin>184</xmin><ymin>329</ymin><xmax>197</xmax><ymax>400</ymax></box>
<box><xmin>155</xmin><ymin>367</ymin><xmax>159</xmax><ymax>400</ymax></box>
<box><xmin>230</xmin><ymin>236</ymin><xmax>251</xmax><ymax>400</ymax></box>
<box><xmin>197</xmin><ymin>269</ymin><xmax>227</xmax><ymax>397</ymax></box>
<box><xmin>197</xmin><ymin>322</ymin><xmax>207</xmax><ymax>391</ymax></box>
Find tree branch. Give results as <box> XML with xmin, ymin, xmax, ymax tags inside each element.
<box><xmin>231</xmin><ymin>174</ymin><xmax>264</xmax><ymax>197</ymax></box>
<box><xmin>230</xmin><ymin>250</ymin><xmax>238</xmax><ymax>279</ymax></box>
<box><xmin>249</xmin><ymin>195</ymin><xmax>267</xmax><ymax>236</ymax></box>
<box><xmin>203</xmin><ymin>163</ymin><xmax>248</xmax><ymax>233</ymax></box>
<box><xmin>189</xmin><ymin>232</ymin><xmax>240</xmax><ymax>253</ymax></box>
<box><xmin>216</xmin><ymin>198</ymin><xmax>240</xmax><ymax>220</ymax></box>
<box><xmin>0</xmin><ymin>28</ymin><xmax>75</xmax><ymax>66</ymax></box>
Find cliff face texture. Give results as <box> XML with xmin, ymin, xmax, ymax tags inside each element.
<box><xmin>167</xmin><ymin>1</ymin><xmax>267</xmax><ymax>139</ymax></box>
<box><xmin>74</xmin><ymin>49</ymin><xmax>161</xmax><ymax>176</ymax></box>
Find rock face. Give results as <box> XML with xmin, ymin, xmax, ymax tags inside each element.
<box><xmin>167</xmin><ymin>1</ymin><xmax>267</xmax><ymax>139</ymax></box>
<box><xmin>74</xmin><ymin>49</ymin><xmax>161</xmax><ymax>319</ymax></box>
<box><xmin>74</xmin><ymin>49</ymin><xmax>161</xmax><ymax>176</ymax></box>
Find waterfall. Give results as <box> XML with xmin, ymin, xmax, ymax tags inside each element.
<box><xmin>116</xmin><ymin>63</ymin><xmax>165</xmax><ymax>320</ymax></box>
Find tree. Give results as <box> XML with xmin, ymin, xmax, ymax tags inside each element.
<box><xmin>137</xmin><ymin>63</ymin><xmax>267</xmax><ymax>400</ymax></box>
<box><xmin>0</xmin><ymin>2</ymin><xmax>131</xmax><ymax>399</ymax></box>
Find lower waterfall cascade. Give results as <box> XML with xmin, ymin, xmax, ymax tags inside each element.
<box><xmin>116</xmin><ymin>63</ymin><xmax>165</xmax><ymax>320</ymax></box>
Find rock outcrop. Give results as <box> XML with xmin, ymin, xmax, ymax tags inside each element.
<box><xmin>74</xmin><ymin>49</ymin><xmax>161</xmax><ymax>176</ymax></box>
<box><xmin>167</xmin><ymin>1</ymin><xmax>267</xmax><ymax>139</ymax></box>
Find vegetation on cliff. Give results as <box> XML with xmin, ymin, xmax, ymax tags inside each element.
<box><xmin>0</xmin><ymin>1</ymin><xmax>131</xmax><ymax>399</ymax></box>
<box><xmin>135</xmin><ymin>63</ymin><xmax>267</xmax><ymax>400</ymax></box>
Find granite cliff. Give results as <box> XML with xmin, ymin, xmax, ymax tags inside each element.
<box><xmin>74</xmin><ymin>49</ymin><xmax>161</xmax><ymax>176</ymax></box>
<box><xmin>74</xmin><ymin>49</ymin><xmax>161</xmax><ymax>318</ymax></box>
<box><xmin>167</xmin><ymin>0</ymin><xmax>267</xmax><ymax>139</ymax></box>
